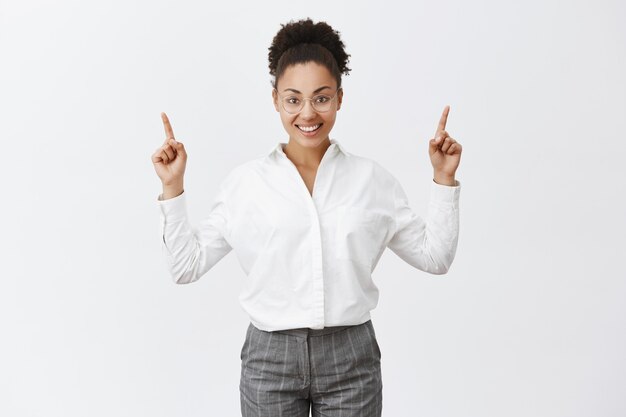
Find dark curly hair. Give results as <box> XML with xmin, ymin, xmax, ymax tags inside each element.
<box><xmin>268</xmin><ymin>17</ymin><xmax>352</xmax><ymax>90</ymax></box>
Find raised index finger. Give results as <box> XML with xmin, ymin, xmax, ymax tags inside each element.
<box><xmin>435</xmin><ymin>105</ymin><xmax>450</xmax><ymax>137</ymax></box>
<box><xmin>161</xmin><ymin>112</ymin><xmax>175</xmax><ymax>142</ymax></box>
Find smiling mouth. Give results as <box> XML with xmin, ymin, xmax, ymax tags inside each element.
<box><xmin>296</xmin><ymin>123</ymin><xmax>323</xmax><ymax>132</ymax></box>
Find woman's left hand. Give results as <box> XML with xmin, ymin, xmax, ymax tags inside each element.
<box><xmin>429</xmin><ymin>105</ymin><xmax>462</xmax><ymax>181</ymax></box>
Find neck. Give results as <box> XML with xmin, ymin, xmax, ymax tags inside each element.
<box><xmin>283</xmin><ymin>137</ymin><xmax>332</xmax><ymax>167</ymax></box>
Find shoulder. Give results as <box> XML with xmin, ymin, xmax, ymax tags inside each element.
<box><xmin>347</xmin><ymin>152</ymin><xmax>399</xmax><ymax>185</ymax></box>
<box><xmin>218</xmin><ymin>156</ymin><xmax>266</xmax><ymax>193</ymax></box>
<box><xmin>225</xmin><ymin>157</ymin><xmax>262</xmax><ymax>180</ymax></box>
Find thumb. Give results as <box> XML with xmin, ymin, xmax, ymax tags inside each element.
<box><xmin>429</xmin><ymin>136</ymin><xmax>442</xmax><ymax>154</ymax></box>
<box><xmin>174</xmin><ymin>140</ymin><xmax>187</xmax><ymax>159</ymax></box>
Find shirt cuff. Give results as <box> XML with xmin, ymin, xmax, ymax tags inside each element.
<box><xmin>157</xmin><ymin>190</ymin><xmax>188</xmax><ymax>222</ymax></box>
<box><xmin>430</xmin><ymin>178</ymin><xmax>461</xmax><ymax>204</ymax></box>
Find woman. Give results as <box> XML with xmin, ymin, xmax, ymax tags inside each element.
<box><xmin>151</xmin><ymin>17</ymin><xmax>462</xmax><ymax>417</ymax></box>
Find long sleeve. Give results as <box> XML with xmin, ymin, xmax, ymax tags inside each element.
<box><xmin>157</xmin><ymin>185</ymin><xmax>233</xmax><ymax>284</ymax></box>
<box><xmin>386</xmin><ymin>178</ymin><xmax>461</xmax><ymax>274</ymax></box>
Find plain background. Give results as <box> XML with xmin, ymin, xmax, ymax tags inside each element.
<box><xmin>1</xmin><ymin>0</ymin><xmax>624</xmax><ymax>416</ymax></box>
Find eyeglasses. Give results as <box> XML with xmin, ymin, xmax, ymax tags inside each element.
<box><xmin>274</xmin><ymin>88</ymin><xmax>341</xmax><ymax>114</ymax></box>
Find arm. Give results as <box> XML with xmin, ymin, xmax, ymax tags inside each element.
<box><xmin>157</xmin><ymin>185</ymin><xmax>233</xmax><ymax>284</ymax></box>
<box><xmin>386</xmin><ymin>178</ymin><xmax>461</xmax><ymax>274</ymax></box>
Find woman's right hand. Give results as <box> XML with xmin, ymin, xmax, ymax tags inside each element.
<box><xmin>152</xmin><ymin>112</ymin><xmax>187</xmax><ymax>186</ymax></box>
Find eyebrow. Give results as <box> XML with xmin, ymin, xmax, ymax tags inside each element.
<box><xmin>282</xmin><ymin>86</ymin><xmax>332</xmax><ymax>94</ymax></box>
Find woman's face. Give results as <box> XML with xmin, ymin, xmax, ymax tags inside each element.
<box><xmin>272</xmin><ymin>62</ymin><xmax>343</xmax><ymax>150</ymax></box>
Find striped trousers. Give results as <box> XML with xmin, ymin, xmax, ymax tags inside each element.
<box><xmin>239</xmin><ymin>319</ymin><xmax>383</xmax><ymax>416</ymax></box>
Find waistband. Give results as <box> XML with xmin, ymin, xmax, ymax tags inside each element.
<box><xmin>269</xmin><ymin>319</ymin><xmax>370</xmax><ymax>338</ymax></box>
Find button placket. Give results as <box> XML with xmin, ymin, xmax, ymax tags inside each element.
<box><xmin>279</xmin><ymin>145</ymin><xmax>336</xmax><ymax>328</ymax></box>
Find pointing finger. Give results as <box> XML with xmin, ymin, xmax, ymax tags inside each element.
<box><xmin>435</xmin><ymin>105</ymin><xmax>450</xmax><ymax>137</ymax></box>
<box><xmin>161</xmin><ymin>112</ymin><xmax>175</xmax><ymax>143</ymax></box>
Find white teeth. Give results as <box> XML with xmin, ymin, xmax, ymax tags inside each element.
<box><xmin>297</xmin><ymin>124</ymin><xmax>320</xmax><ymax>132</ymax></box>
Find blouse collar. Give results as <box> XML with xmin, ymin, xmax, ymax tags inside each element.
<box><xmin>268</xmin><ymin>138</ymin><xmax>345</xmax><ymax>159</ymax></box>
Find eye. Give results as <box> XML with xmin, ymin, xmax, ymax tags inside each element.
<box><xmin>286</xmin><ymin>97</ymin><xmax>300</xmax><ymax>104</ymax></box>
<box><xmin>315</xmin><ymin>95</ymin><xmax>330</xmax><ymax>103</ymax></box>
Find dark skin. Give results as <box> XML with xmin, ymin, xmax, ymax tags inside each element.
<box><xmin>272</xmin><ymin>62</ymin><xmax>343</xmax><ymax>196</ymax></box>
<box><xmin>299</xmin><ymin>166</ymin><xmax>317</xmax><ymax>197</ymax></box>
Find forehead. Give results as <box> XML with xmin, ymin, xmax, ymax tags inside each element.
<box><xmin>278</xmin><ymin>62</ymin><xmax>337</xmax><ymax>92</ymax></box>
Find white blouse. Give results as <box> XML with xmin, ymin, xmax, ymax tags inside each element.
<box><xmin>156</xmin><ymin>138</ymin><xmax>461</xmax><ymax>331</ymax></box>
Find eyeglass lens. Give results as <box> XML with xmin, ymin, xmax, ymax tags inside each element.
<box><xmin>282</xmin><ymin>94</ymin><xmax>334</xmax><ymax>113</ymax></box>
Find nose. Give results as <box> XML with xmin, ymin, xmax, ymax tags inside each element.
<box><xmin>300</xmin><ymin>98</ymin><xmax>317</xmax><ymax>119</ymax></box>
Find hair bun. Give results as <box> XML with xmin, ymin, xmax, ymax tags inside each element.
<box><xmin>268</xmin><ymin>18</ymin><xmax>351</xmax><ymax>88</ymax></box>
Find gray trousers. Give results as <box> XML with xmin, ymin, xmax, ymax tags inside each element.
<box><xmin>239</xmin><ymin>319</ymin><xmax>383</xmax><ymax>416</ymax></box>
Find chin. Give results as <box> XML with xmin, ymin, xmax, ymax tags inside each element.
<box><xmin>294</xmin><ymin>136</ymin><xmax>327</xmax><ymax>147</ymax></box>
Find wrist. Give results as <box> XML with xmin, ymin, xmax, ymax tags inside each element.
<box><xmin>162</xmin><ymin>183</ymin><xmax>184</xmax><ymax>200</ymax></box>
<box><xmin>433</xmin><ymin>172</ymin><xmax>456</xmax><ymax>186</ymax></box>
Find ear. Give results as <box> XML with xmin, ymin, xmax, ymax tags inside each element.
<box><xmin>337</xmin><ymin>87</ymin><xmax>343</xmax><ymax>111</ymax></box>
<box><xmin>272</xmin><ymin>88</ymin><xmax>279</xmax><ymax>112</ymax></box>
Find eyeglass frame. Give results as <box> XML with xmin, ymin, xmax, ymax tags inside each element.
<box><xmin>273</xmin><ymin>87</ymin><xmax>342</xmax><ymax>114</ymax></box>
